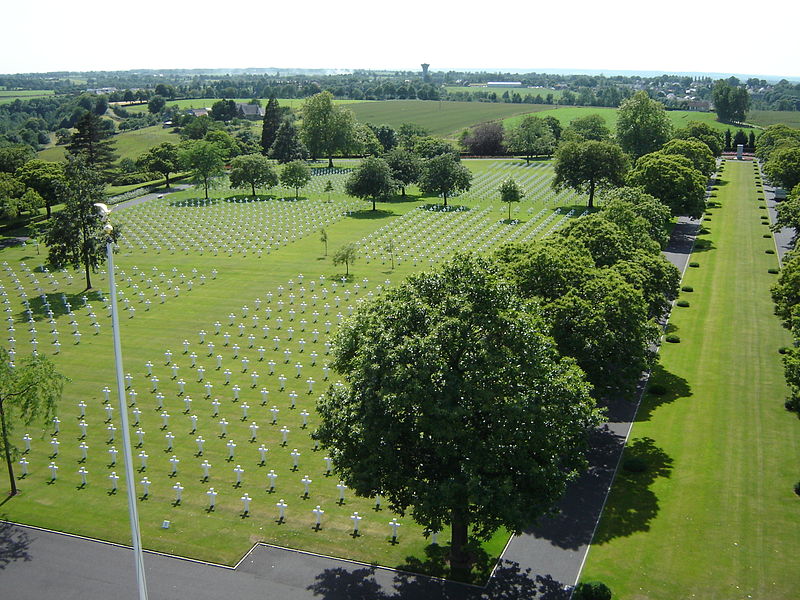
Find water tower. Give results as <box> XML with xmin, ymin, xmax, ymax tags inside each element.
<box><xmin>421</xmin><ymin>63</ymin><xmax>430</xmax><ymax>82</ymax></box>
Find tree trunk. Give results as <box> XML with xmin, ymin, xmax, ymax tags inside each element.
<box><xmin>401</xmin><ymin>186</ymin><xmax>406</xmax><ymax>197</ymax></box>
<box><xmin>0</xmin><ymin>401</ymin><xmax>17</xmax><ymax>496</ymax></box>
<box><xmin>328</xmin><ymin>155</ymin><xmax>334</xmax><ymax>169</ymax></box>
<box><xmin>443</xmin><ymin>193</ymin><xmax>448</xmax><ymax>208</ymax></box>
<box><xmin>203</xmin><ymin>177</ymin><xmax>209</xmax><ymax>199</ymax></box>
<box><xmin>46</xmin><ymin>201</ymin><xmax>52</xmax><ymax>218</ymax></box>
<box><xmin>450</xmin><ymin>506</ymin><xmax>470</xmax><ymax>581</ymax></box>
<box><xmin>588</xmin><ymin>179</ymin><xmax>595</xmax><ymax>209</ymax></box>
<box><xmin>165</xmin><ymin>172</ymin><xmax>171</xmax><ymax>189</ymax></box>
<box><xmin>251</xmin><ymin>183</ymin><xmax>256</xmax><ymax>197</ymax></box>
<box><xmin>372</xmin><ymin>198</ymin><xmax>376</xmax><ymax>211</ymax></box>
<box><xmin>84</xmin><ymin>259</ymin><xmax>92</xmax><ymax>290</ymax></box>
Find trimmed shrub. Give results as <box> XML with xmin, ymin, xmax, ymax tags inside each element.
<box><xmin>778</xmin><ymin>347</ymin><xmax>789</xmax><ymax>355</ymax></box>
<box><xmin>794</xmin><ymin>481</ymin><xmax>800</xmax><ymax>497</ymax></box>
<box><xmin>689</xmin><ymin>262</ymin><xmax>700</xmax><ymax>268</ymax></box>
<box><xmin>573</xmin><ymin>581</ymin><xmax>613</xmax><ymax>600</ymax></box>
<box><xmin>766</xmin><ymin>249</ymin><xmax>775</xmax><ymax>254</ymax></box>
<box><xmin>677</xmin><ymin>300</ymin><xmax>690</xmax><ymax>307</ymax></box>
<box><xmin>768</xmin><ymin>268</ymin><xmax>780</xmax><ymax>274</ymax></box>
<box><xmin>681</xmin><ymin>285</ymin><xmax>693</xmax><ymax>292</ymax></box>
<box><xmin>666</xmin><ymin>334</ymin><xmax>681</xmax><ymax>343</ymax></box>
<box><xmin>763</xmin><ymin>234</ymin><xmax>772</xmax><ymax>238</ymax></box>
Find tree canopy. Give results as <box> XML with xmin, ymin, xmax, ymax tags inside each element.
<box><xmin>764</xmin><ymin>146</ymin><xmax>800</xmax><ymax>191</ymax></box>
<box><xmin>280</xmin><ymin>160</ymin><xmax>311</xmax><ymax>199</ymax></box>
<box><xmin>14</xmin><ymin>159</ymin><xmax>64</xmax><ymax>217</ymax></box>
<box><xmin>627</xmin><ymin>152</ymin><xmax>706</xmax><ymax>217</ymax></box>
<box><xmin>616</xmin><ymin>91</ymin><xmax>672</xmax><ymax>159</ymax></box>
<box><xmin>712</xmin><ymin>79</ymin><xmax>750</xmax><ymax>123</ymax></box>
<box><xmin>136</xmin><ymin>142</ymin><xmax>180</xmax><ymax>189</ymax></box>
<box><xmin>418</xmin><ymin>154</ymin><xmax>472</xmax><ymax>207</ymax></box>
<box><xmin>260</xmin><ymin>97</ymin><xmax>282</xmax><ymax>155</ymax></box>
<box><xmin>229</xmin><ymin>153</ymin><xmax>278</xmax><ymax>196</ymax></box>
<box><xmin>506</xmin><ymin>115</ymin><xmax>556</xmax><ymax>162</ymax></box>
<box><xmin>179</xmin><ymin>140</ymin><xmax>225</xmax><ymax>199</ymax></box>
<box><xmin>552</xmin><ymin>140</ymin><xmax>628</xmax><ymax>208</ymax></box>
<box><xmin>67</xmin><ymin>111</ymin><xmax>118</xmax><ymax>176</ymax></box>
<box><xmin>43</xmin><ymin>158</ymin><xmax>109</xmax><ymax>289</ymax></box>
<box><xmin>300</xmin><ymin>91</ymin><xmax>356</xmax><ymax>167</ymax></box>
<box><xmin>383</xmin><ymin>147</ymin><xmax>421</xmax><ymax>196</ymax></box>
<box><xmin>499</xmin><ymin>178</ymin><xmax>524</xmax><ymax>221</ymax></box>
<box><xmin>659</xmin><ymin>138</ymin><xmax>716</xmax><ymax>177</ymax></box>
<box><xmin>0</xmin><ymin>347</ymin><xmax>66</xmax><ymax>496</ymax></box>
<box><xmin>315</xmin><ymin>253</ymin><xmax>602</xmax><ymax>579</ymax></box>
<box><xmin>344</xmin><ymin>156</ymin><xmax>395</xmax><ymax>211</ymax></box>
<box><xmin>563</xmin><ymin>114</ymin><xmax>611</xmax><ymax>142</ymax></box>
<box><xmin>673</xmin><ymin>121</ymin><xmax>725</xmax><ymax>157</ymax></box>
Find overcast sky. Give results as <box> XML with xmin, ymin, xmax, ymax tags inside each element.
<box><xmin>3</xmin><ymin>0</ymin><xmax>798</xmax><ymax>79</ymax></box>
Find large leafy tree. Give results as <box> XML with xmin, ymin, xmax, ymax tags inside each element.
<box><xmin>418</xmin><ymin>154</ymin><xmax>472</xmax><ymax>207</ymax></box>
<box><xmin>43</xmin><ymin>158</ymin><xmax>109</xmax><ymax>289</ymax></box>
<box><xmin>270</xmin><ymin>120</ymin><xmax>308</xmax><ymax>164</ymax></box>
<box><xmin>552</xmin><ymin>140</ymin><xmax>628</xmax><ymax>208</ymax></box>
<box><xmin>673</xmin><ymin>121</ymin><xmax>725</xmax><ymax>157</ymax></box>
<box><xmin>315</xmin><ymin>253</ymin><xmax>602</xmax><ymax>579</ymax></box>
<box><xmin>755</xmin><ymin>125</ymin><xmax>800</xmax><ymax>162</ymax></box>
<box><xmin>0</xmin><ymin>347</ymin><xmax>66</xmax><ymax>496</ymax></box>
<box><xmin>507</xmin><ymin>115</ymin><xmax>556</xmax><ymax>162</ymax></box>
<box><xmin>67</xmin><ymin>111</ymin><xmax>118</xmax><ymax>175</ymax></box>
<box><xmin>600</xmin><ymin>186</ymin><xmax>673</xmax><ymax>250</ymax></box>
<box><xmin>627</xmin><ymin>152</ymin><xmax>706</xmax><ymax>217</ymax></box>
<box><xmin>764</xmin><ymin>146</ymin><xmax>800</xmax><ymax>191</ymax></box>
<box><xmin>0</xmin><ymin>145</ymin><xmax>35</xmax><ymax>174</ymax></box>
<box><xmin>616</xmin><ymin>91</ymin><xmax>672</xmax><ymax>159</ymax></box>
<box><xmin>563</xmin><ymin>114</ymin><xmax>611</xmax><ymax>142</ymax></box>
<box><xmin>14</xmin><ymin>160</ymin><xmax>64</xmax><ymax>218</ymax></box>
<box><xmin>229</xmin><ymin>153</ymin><xmax>278</xmax><ymax>197</ymax></box>
<box><xmin>260</xmin><ymin>97</ymin><xmax>282</xmax><ymax>155</ymax></box>
<box><xmin>712</xmin><ymin>79</ymin><xmax>750</xmax><ymax>123</ymax></box>
<box><xmin>280</xmin><ymin>160</ymin><xmax>311</xmax><ymax>199</ymax></box>
<box><xmin>344</xmin><ymin>156</ymin><xmax>395</xmax><ymax>211</ymax></box>
<box><xmin>179</xmin><ymin>140</ymin><xmax>225</xmax><ymax>199</ymax></box>
<box><xmin>383</xmin><ymin>147</ymin><xmax>421</xmax><ymax>196</ymax></box>
<box><xmin>659</xmin><ymin>139</ymin><xmax>716</xmax><ymax>177</ymax></box>
<box><xmin>136</xmin><ymin>142</ymin><xmax>180</xmax><ymax>189</ymax></box>
<box><xmin>773</xmin><ymin>188</ymin><xmax>800</xmax><ymax>247</ymax></box>
<box><xmin>300</xmin><ymin>91</ymin><xmax>356</xmax><ymax>167</ymax></box>
<box><xmin>460</xmin><ymin>122</ymin><xmax>505</xmax><ymax>155</ymax></box>
<box><xmin>771</xmin><ymin>251</ymin><xmax>800</xmax><ymax>328</ymax></box>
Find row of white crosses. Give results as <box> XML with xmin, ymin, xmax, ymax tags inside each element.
<box><xmin>113</xmin><ymin>195</ymin><xmax>361</xmax><ymax>256</ymax></box>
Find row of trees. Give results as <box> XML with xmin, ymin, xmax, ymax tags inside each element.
<box><xmin>314</xmin><ymin>178</ymin><xmax>680</xmax><ymax>579</ymax></box>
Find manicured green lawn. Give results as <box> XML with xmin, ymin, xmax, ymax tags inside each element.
<box><xmin>0</xmin><ymin>159</ymin><xmax>584</xmax><ymax>576</ymax></box>
<box><xmin>747</xmin><ymin>110</ymin><xmax>800</xmax><ymax>129</ymax></box>
<box><xmin>579</xmin><ymin>160</ymin><xmax>799</xmax><ymax>599</ymax></box>
<box><xmin>38</xmin><ymin>125</ymin><xmax>181</xmax><ymax>164</ymax></box>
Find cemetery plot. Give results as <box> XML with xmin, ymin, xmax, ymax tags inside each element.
<box><xmin>1</xmin><ymin>160</ymin><xmax>586</xmax><ymax>568</ymax></box>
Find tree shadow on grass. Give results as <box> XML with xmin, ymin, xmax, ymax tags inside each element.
<box><xmin>692</xmin><ymin>238</ymin><xmax>715</xmax><ymax>253</ymax></box>
<box><xmin>16</xmin><ymin>291</ymin><xmax>87</xmax><ymax>323</ymax></box>
<box><xmin>591</xmin><ymin>437</ymin><xmax>673</xmax><ymax>545</ymax></box>
<box><xmin>636</xmin><ymin>365</ymin><xmax>692</xmax><ymax>422</ymax></box>
<box><xmin>0</xmin><ymin>519</ymin><xmax>33</xmax><ymax>569</ymax></box>
<box><xmin>307</xmin><ymin>559</ymin><xmax>568</xmax><ymax>600</ymax></box>
<box><xmin>348</xmin><ymin>209</ymin><xmax>395</xmax><ymax>220</ymax></box>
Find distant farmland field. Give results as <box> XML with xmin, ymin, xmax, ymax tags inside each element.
<box><xmin>746</xmin><ymin>110</ymin><xmax>800</xmax><ymax>129</ymax></box>
<box><xmin>444</xmin><ymin>86</ymin><xmax>564</xmax><ymax>100</ymax></box>
<box><xmin>347</xmin><ymin>100</ymin><xmax>552</xmax><ymax>137</ymax></box>
<box><xmin>122</xmin><ymin>98</ymin><xmax>368</xmax><ymax>114</ymax></box>
<box><xmin>0</xmin><ymin>89</ymin><xmax>55</xmax><ymax>104</ymax></box>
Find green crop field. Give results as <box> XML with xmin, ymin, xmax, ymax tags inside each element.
<box><xmin>0</xmin><ymin>89</ymin><xmax>55</xmax><ymax>104</ymax></box>
<box><xmin>347</xmin><ymin>100</ymin><xmax>552</xmax><ymax>138</ymax></box>
<box><xmin>0</xmin><ymin>159</ymin><xmax>588</xmax><ymax>577</ymax></box>
<box><xmin>503</xmin><ymin>106</ymin><xmax>740</xmax><ymax>134</ymax></box>
<box><xmin>38</xmin><ymin>125</ymin><xmax>181</xmax><ymax>164</ymax></box>
<box><xmin>747</xmin><ymin>109</ymin><xmax>800</xmax><ymax>129</ymax></box>
<box><xmin>579</xmin><ymin>160</ymin><xmax>799</xmax><ymax>599</ymax></box>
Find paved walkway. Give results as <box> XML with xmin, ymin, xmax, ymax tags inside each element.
<box><xmin>757</xmin><ymin>161</ymin><xmax>795</xmax><ymax>263</ymax></box>
<box><xmin>111</xmin><ymin>184</ymin><xmax>192</xmax><ymax>211</ymax></box>
<box><xmin>0</xmin><ymin>217</ymin><xmax>701</xmax><ymax>600</ymax></box>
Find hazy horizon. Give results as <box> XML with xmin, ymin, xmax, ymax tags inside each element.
<box><xmin>4</xmin><ymin>1</ymin><xmax>798</xmax><ymax>80</ymax></box>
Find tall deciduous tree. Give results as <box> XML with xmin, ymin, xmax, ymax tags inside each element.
<box><xmin>260</xmin><ymin>97</ymin><xmax>282</xmax><ymax>155</ymax></box>
<box><xmin>270</xmin><ymin>120</ymin><xmax>308</xmax><ymax>164</ymax></box>
<box><xmin>179</xmin><ymin>140</ymin><xmax>225</xmax><ymax>199</ymax></box>
<box><xmin>0</xmin><ymin>145</ymin><xmax>35</xmax><ymax>174</ymax></box>
<box><xmin>315</xmin><ymin>253</ymin><xmax>602</xmax><ymax>580</ymax></box>
<box><xmin>14</xmin><ymin>159</ymin><xmax>64</xmax><ymax>218</ymax></box>
<box><xmin>301</xmin><ymin>91</ymin><xmax>356</xmax><ymax>168</ymax></box>
<box><xmin>136</xmin><ymin>142</ymin><xmax>180</xmax><ymax>189</ymax></box>
<box><xmin>280</xmin><ymin>160</ymin><xmax>311</xmax><ymax>199</ymax></box>
<box><xmin>418</xmin><ymin>154</ymin><xmax>472</xmax><ymax>207</ymax></box>
<box><xmin>344</xmin><ymin>156</ymin><xmax>395</xmax><ymax>211</ymax></box>
<box><xmin>499</xmin><ymin>178</ymin><xmax>524</xmax><ymax>221</ymax></box>
<box><xmin>764</xmin><ymin>147</ymin><xmax>800</xmax><ymax>191</ymax></box>
<box><xmin>507</xmin><ymin>115</ymin><xmax>556</xmax><ymax>162</ymax></box>
<box><xmin>43</xmin><ymin>158</ymin><xmax>109</xmax><ymax>289</ymax></box>
<box><xmin>616</xmin><ymin>91</ymin><xmax>672</xmax><ymax>159</ymax></box>
<box><xmin>332</xmin><ymin>242</ymin><xmax>358</xmax><ymax>276</ymax></box>
<box><xmin>552</xmin><ymin>140</ymin><xmax>628</xmax><ymax>208</ymax></box>
<box><xmin>0</xmin><ymin>347</ymin><xmax>66</xmax><ymax>496</ymax></box>
<box><xmin>563</xmin><ymin>114</ymin><xmax>611</xmax><ymax>142</ymax></box>
<box><xmin>384</xmin><ymin>148</ymin><xmax>421</xmax><ymax>196</ymax></box>
<box><xmin>229</xmin><ymin>153</ymin><xmax>278</xmax><ymax>196</ymax></box>
<box><xmin>673</xmin><ymin>121</ymin><xmax>725</xmax><ymax>157</ymax></box>
<box><xmin>460</xmin><ymin>122</ymin><xmax>505</xmax><ymax>156</ymax></box>
<box><xmin>627</xmin><ymin>152</ymin><xmax>706</xmax><ymax>217</ymax></box>
<box><xmin>712</xmin><ymin>79</ymin><xmax>750</xmax><ymax>123</ymax></box>
<box><xmin>659</xmin><ymin>139</ymin><xmax>716</xmax><ymax>177</ymax></box>
<box><xmin>67</xmin><ymin>111</ymin><xmax>118</xmax><ymax>175</ymax></box>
